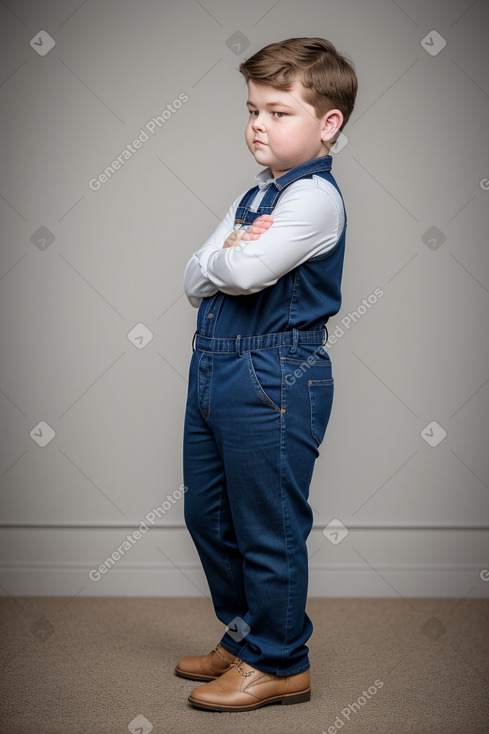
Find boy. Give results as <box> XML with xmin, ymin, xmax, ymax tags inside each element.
<box><xmin>177</xmin><ymin>37</ymin><xmax>357</xmax><ymax>712</ymax></box>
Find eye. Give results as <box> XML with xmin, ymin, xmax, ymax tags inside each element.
<box><xmin>273</xmin><ymin>111</ymin><xmax>287</xmax><ymax>118</ymax></box>
<box><xmin>247</xmin><ymin>109</ymin><xmax>258</xmax><ymax>116</ymax></box>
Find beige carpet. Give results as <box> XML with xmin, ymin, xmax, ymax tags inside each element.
<box><xmin>1</xmin><ymin>596</ymin><xmax>488</xmax><ymax>734</ymax></box>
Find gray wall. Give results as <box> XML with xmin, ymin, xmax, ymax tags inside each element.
<box><xmin>1</xmin><ymin>0</ymin><xmax>488</xmax><ymax>599</ymax></box>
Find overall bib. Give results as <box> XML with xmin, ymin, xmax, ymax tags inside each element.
<box><xmin>183</xmin><ymin>156</ymin><xmax>346</xmax><ymax>676</ymax></box>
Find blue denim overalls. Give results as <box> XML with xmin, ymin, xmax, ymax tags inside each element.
<box><xmin>183</xmin><ymin>156</ymin><xmax>346</xmax><ymax>676</ymax></box>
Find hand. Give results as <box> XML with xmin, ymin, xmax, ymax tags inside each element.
<box><xmin>222</xmin><ymin>214</ymin><xmax>273</xmax><ymax>248</ymax></box>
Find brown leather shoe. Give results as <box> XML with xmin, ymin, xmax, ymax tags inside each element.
<box><xmin>175</xmin><ymin>643</ymin><xmax>237</xmax><ymax>681</ymax></box>
<box><xmin>188</xmin><ymin>657</ymin><xmax>311</xmax><ymax>711</ymax></box>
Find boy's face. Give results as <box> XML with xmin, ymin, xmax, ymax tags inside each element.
<box><xmin>245</xmin><ymin>79</ymin><xmax>342</xmax><ymax>178</ymax></box>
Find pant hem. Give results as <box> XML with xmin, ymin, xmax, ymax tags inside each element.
<box><xmin>237</xmin><ymin>653</ymin><xmax>311</xmax><ymax>677</ymax></box>
<box><xmin>219</xmin><ymin>635</ymin><xmax>244</xmax><ymax>657</ymax></box>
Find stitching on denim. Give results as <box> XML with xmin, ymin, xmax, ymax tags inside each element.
<box><xmin>217</xmin><ymin>479</ymin><xmax>246</xmax><ymax>609</ymax></box>
<box><xmin>308</xmin><ymin>379</ymin><xmax>334</xmax><ymax>445</ymax></box>
<box><xmin>246</xmin><ymin>351</ymin><xmax>282</xmax><ymax>413</ymax></box>
<box><xmin>278</xmin><ymin>364</ymin><xmax>292</xmax><ymax>670</ymax></box>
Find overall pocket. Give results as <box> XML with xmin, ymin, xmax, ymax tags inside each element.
<box><xmin>246</xmin><ymin>349</ymin><xmax>282</xmax><ymax>413</ymax></box>
<box><xmin>307</xmin><ymin>378</ymin><xmax>334</xmax><ymax>446</ymax></box>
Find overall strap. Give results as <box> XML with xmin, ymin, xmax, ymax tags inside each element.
<box><xmin>234</xmin><ymin>156</ymin><xmax>334</xmax><ymax>225</ymax></box>
<box><xmin>234</xmin><ymin>186</ymin><xmax>260</xmax><ymax>224</ymax></box>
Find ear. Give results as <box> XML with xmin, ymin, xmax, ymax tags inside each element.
<box><xmin>320</xmin><ymin>109</ymin><xmax>344</xmax><ymax>144</ymax></box>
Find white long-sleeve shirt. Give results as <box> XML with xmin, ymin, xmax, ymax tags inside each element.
<box><xmin>183</xmin><ymin>167</ymin><xmax>345</xmax><ymax>308</ymax></box>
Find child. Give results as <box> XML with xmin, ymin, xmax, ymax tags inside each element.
<box><xmin>177</xmin><ymin>37</ymin><xmax>357</xmax><ymax>712</ymax></box>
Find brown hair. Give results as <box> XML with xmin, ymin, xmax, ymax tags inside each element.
<box><xmin>239</xmin><ymin>37</ymin><xmax>357</xmax><ymax>129</ymax></box>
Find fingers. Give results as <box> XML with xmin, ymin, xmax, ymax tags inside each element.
<box><xmin>240</xmin><ymin>232</ymin><xmax>260</xmax><ymax>241</ymax></box>
<box><xmin>224</xmin><ymin>214</ymin><xmax>273</xmax><ymax>246</ymax></box>
<box><xmin>241</xmin><ymin>215</ymin><xmax>273</xmax><ymax>241</ymax></box>
<box><xmin>223</xmin><ymin>231</ymin><xmax>243</xmax><ymax>248</ymax></box>
<box><xmin>251</xmin><ymin>214</ymin><xmax>273</xmax><ymax>230</ymax></box>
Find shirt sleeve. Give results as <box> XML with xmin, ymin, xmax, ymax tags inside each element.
<box><xmin>183</xmin><ymin>176</ymin><xmax>344</xmax><ymax>304</ymax></box>
<box><xmin>183</xmin><ymin>194</ymin><xmax>242</xmax><ymax>307</ymax></box>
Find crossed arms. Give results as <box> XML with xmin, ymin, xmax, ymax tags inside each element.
<box><xmin>183</xmin><ymin>177</ymin><xmax>344</xmax><ymax>307</ymax></box>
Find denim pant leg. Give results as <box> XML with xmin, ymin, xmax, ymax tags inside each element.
<box><xmin>183</xmin><ymin>344</ymin><xmax>334</xmax><ymax>676</ymax></box>
<box><xmin>183</xmin><ymin>350</ymin><xmax>249</xmax><ymax>658</ymax></box>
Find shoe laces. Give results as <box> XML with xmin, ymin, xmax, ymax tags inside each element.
<box><xmin>233</xmin><ymin>658</ymin><xmax>254</xmax><ymax>677</ymax></box>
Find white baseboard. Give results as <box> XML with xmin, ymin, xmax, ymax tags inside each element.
<box><xmin>0</xmin><ymin>562</ymin><xmax>488</xmax><ymax>598</ymax></box>
<box><xmin>1</xmin><ymin>526</ymin><xmax>488</xmax><ymax>597</ymax></box>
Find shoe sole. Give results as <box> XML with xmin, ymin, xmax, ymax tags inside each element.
<box><xmin>188</xmin><ymin>688</ymin><xmax>311</xmax><ymax>711</ymax></box>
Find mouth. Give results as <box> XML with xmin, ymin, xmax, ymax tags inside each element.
<box><xmin>253</xmin><ymin>139</ymin><xmax>267</xmax><ymax>146</ymax></box>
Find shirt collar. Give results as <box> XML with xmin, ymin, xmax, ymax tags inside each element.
<box><xmin>255</xmin><ymin>168</ymin><xmax>275</xmax><ymax>190</ymax></box>
<box><xmin>254</xmin><ymin>156</ymin><xmax>333</xmax><ymax>191</ymax></box>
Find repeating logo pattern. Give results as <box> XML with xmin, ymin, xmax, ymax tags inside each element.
<box><xmin>0</xmin><ymin>2</ymin><xmax>488</xmax><ymax>732</ymax></box>
<box><xmin>0</xmin><ymin>0</ymin><xmax>487</xmax><ymax>610</ymax></box>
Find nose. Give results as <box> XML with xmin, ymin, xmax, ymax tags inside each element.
<box><xmin>252</xmin><ymin>113</ymin><xmax>266</xmax><ymax>132</ymax></box>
